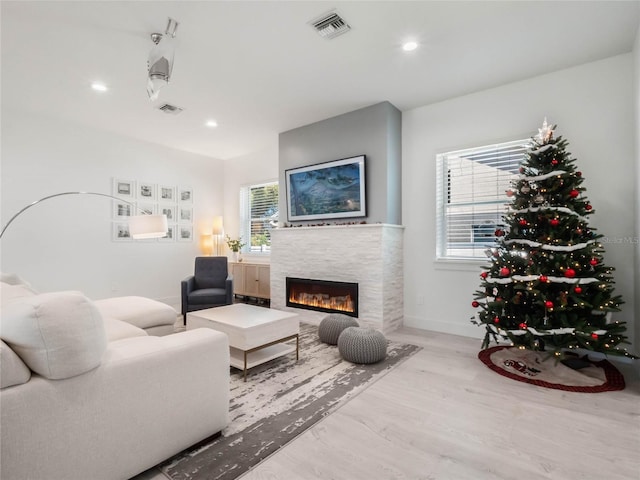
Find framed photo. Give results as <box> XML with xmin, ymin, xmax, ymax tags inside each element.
<box><xmin>138</xmin><ymin>182</ymin><xmax>156</xmax><ymax>201</ymax></box>
<box><xmin>112</xmin><ymin>222</ymin><xmax>132</xmax><ymax>241</ymax></box>
<box><xmin>179</xmin><ymin>207</ymin><xmax>193</xmax><ymax>224</ymax></box>
<box><xmin>113</xmin><ymin>200</ymin><xmax>133</xmax><ymax>220</ymax></box>
<box><xmin>137</xmin><ymin>202</ymin><xmax>156</xmax><ymax>216</ymax></box>
<box><xmin>285</xmin><ymin>155</ymin><xmax>366</xmax><ymax>222</ymax></box>
<box><xmin>158</xmin><ymin>225</ymin><xmax>176</xmax><ymax>242</ymax></box>
<box><xmin>178</xmin><ymin>225</ymin><xmax>193</xmax><ymax>242</ymax></box>
<box><xmin>178</xmin><ymin>186</ymin><xmax>193</xmax><ymax>204</ymax></box>
<box><xmin>160</xmin><ymin>205</ymin><xmax>176</xmax><ymax>223</ymax></box>
<box><xmin>113</xmin><ymin>179</ymin><xmax>136</xmax><ymax>199</ymax></box>
<box><xmin>159</xmin><ymin>185</ymin><xmax>176</xmax><ymax>203</ymax></box>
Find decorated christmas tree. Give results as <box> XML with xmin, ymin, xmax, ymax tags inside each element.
<box><xmin>472</xmin><ymin>119</ymin><xmax>636</xmax><ymax>359</ymax></box>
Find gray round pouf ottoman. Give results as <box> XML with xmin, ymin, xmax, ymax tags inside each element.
<box><xmin>337</xmin><ymin>327</ymin><xmax>387</xmax><ymax>364</ymax></box>
<box><xmin>318</xmin><ymin>314</ymin><xmax>359</xmax><ymax>345</ymax></box>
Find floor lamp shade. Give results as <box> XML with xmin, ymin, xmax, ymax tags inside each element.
<box><xmin>129</xmin><ymin>214</ymin><xmax>168</xmax><ymax>239</ymax></box>
<box><xmin>212</xmin><ymin>216</ymin><xmax>224</xmax><ymax>235</ymax></box>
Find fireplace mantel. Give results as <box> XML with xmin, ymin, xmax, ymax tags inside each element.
<box><xmin>270</xmin><ymin>224</ymin><xmax>404</xmax><ymax>333</ymax></box>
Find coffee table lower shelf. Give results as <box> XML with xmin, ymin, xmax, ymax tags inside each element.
<box><xmin>230</xmin><ymin>334</ymin><xmax>299</xmax><ymax>381</ymax></box>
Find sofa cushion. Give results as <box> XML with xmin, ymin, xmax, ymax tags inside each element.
<box><xmin>0</xmin><ymin>291</ymin><xmax>107</xmax><ymax>380</ymax></box>
<box><xmin>103</xmin><ymin>317</ymin><xmax>148</xmax><ymax>342</ymax></box>
<box><xmin>1</xmin><ymin>282</ymin><xmax>37</xmax><ymax>303</ymax></box>
<box><xmin>93</xmin><ymin>296</ymin><xmax>177</xmax><ymax>330</ymax></box>
<box><xmin>0</xmin><ymin>340</ymin><xmax>31</xmax><ymax>388</ymax></box>
<box><xmin>188</xmin><ymin>288</ymin><xmax>228</xmax><ymax>305</ymax></box>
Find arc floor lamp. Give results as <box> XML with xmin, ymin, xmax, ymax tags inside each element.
<box><xmin>0</xmin><ymin>191</ymin><xmax>168</xmax><ymax>240</ymax></box>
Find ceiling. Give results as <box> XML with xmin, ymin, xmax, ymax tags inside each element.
<box><xmin>2</xmin><ymin>1</ymin><xmax>639</xmax><ymax>160</ymax></box>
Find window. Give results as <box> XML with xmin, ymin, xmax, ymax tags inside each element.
<box><xmin>436</xmin><ymin>139</ymin><xmax>528</xmax><ymax>260</ymax></box>
<box><xmin>239</xmin><ymin>181</ymin><xmax>279</xmax><ymax>254</ymax></box>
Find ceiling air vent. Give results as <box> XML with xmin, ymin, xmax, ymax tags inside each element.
<box><xmin>157</xmin><ymin>103</ymin><xmax>183</xmax><ymax>115</ymax></box>
<box><xmin>310</xmin><ymin>11</ymin><xmax>351</xmax><ymax>39</ymax></box>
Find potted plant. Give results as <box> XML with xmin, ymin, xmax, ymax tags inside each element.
<box><xmin>225</xmin><ymin>235</ymin><xmax>246</xmax><ymax>262</ymax></box>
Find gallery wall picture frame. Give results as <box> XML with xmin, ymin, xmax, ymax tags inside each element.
<box><xmin>112</xmin><ymin>222</ymin><xmax>132</xmax><ymax>242</ymax></box>
<box><xmin>178</xmin><ymin>225</ymin><xmax>193</xmax><ymax>242</ymax></box>
<box><xmin>159</xmin><ymin>185</ymin><xmax>176</xmax><ymax>203</ymax></box>
<box><xmin>158</xmin><ymin>225</ymin><xmax>176</xmax><ymax>242</ymax></box>
<box><xmin>137</xmin><ymin>202</ymin><xmax>156</xmax><ymax>216</ymax></box>
<box><xmin>160</xmin><ymin>205</ymin><xmax>177</xmax><ymax>223</ymax></box>
<box><xmin>179</xmin><ymin>207</ymin><xmax>193</xmax><ymax>224</ymax></box>
<box><xmin>113</xmin><ymin>200</ymin><xmax>133</xmax><ymax>220</ymax></box>
<box><xmin>138</xmin><ymin>182</ymin><xmax>157</xmax><ymax>202</ymax></box>
<box><xmin>113</xmin><ymin>179</ymin><xmax>136</xmax><ymax>199</ymax></box>
<box><xmin>178</xmin><ymin>186</ymin><xmax>193</xmax><ymax>204</ymax></box>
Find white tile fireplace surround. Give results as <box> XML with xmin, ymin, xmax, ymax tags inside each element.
<box><xmin>271</xmin><ymin>224</ymin><xmax>404</xmax><ymax>334</ymax></box>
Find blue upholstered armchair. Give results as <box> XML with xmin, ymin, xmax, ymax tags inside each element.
<box><xmin>181</xmin><ymin>256</ymin><xmax>234</xmax><ymax>324</ymax></box>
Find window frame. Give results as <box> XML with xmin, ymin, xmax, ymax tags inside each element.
<box><xmin>435</xmin><ymin>138</ymin><xmax>529</xmax><ymax>262</ymax></box>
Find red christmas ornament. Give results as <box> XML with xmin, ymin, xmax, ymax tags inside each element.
<box><xmin>499</xmin><ymin>267</ymin><xmax>510</xmax><ymax>277</ymax></box>
<box><xmin>495</xmin><ymin>229</ymin><xmax>505</xmax><ymax>237</ymax></box>
<box><xmin>493</xmin><ymin>316</ymin><xmax>500</xmax><ymax>324</ymax></box>
<box><xmin>550</xmin><ymin>218</ymin><xmax>560</xmax><ymax>226</ymax></box>
<box><xmin>519</xmin><ymin>322</ymin><xmax>528</xmax><ymax>330</ymax></box>
<box><xmin>569</xmin><ymin>189</ymin><xmax>579</xmax><ymax>198</ymax></box>
<box><xmin>480</xmin><ymin>272</ymin><xmax>488</xmax><ymax>279</ymax></box>
<box><xmin>576</xmin><ymin>171</ymin><xmax>582</xmax><ymax>177</ymax></box>
<box><xmin>545</xmin><ymin>300</ymin><xmax>554</xmax><ymax>309</ymax></box>
<box><xmin>471</xmin><ymin>301</ymin><xmax>480</xmax><ymax>308</ymax></box>
<box><xmin>539</xmin><ymin>275</ymin><xmax>548</xmax><ymax>283</ymax></box>
<box><xmin>506</xmin><ymin>190</ymin><xmax>514</xmax><ymax>197</ymax></box>
<box><xmin>551</xmin><ymin>159</ymin><xmax>558</xmax><ymax>166</ymax></box>
<box><xmin>576</xmin><ymin>228</ymin><xmax>583</xmax><ymax>235</ymax></box>
<box><xmin>589</xmin><ymin>258</ymin><xmax>598</xmax><ymax>266</ymax></box>
<box><xmin>574</xmin><ymin>286</ymin><xmax>583</xmax><ymax>294</ymax></box>
<box><xmin>585</xmin><ymin>203</ymin><xmax>593</xmax><ymax>211</ymax></box>
<box><xmin>519</xmin><ymin>166</ymin><xmax>525</xmax><ymax>174</ymax></box>
<box><xmin>564</xmin><ymin>268</ymin><xmax>576</xmax><ymax>278</ymax></box>
<box><xmin>519</xmin><ymin>219</ymin><xmax>528</xmax><ymax>226</ymax></box>
<box><xmin>591</xmin><ymin>333</ymin><xmax>599</xmax><ymax>340</ymax></box>
<box><xmin>495</xmin><ymin>297</ymin><xmax>503</xmax><ymax>303</ymax></box>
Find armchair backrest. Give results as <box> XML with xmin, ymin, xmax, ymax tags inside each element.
<box><xmin>194</xmin><ymin>257</ymin><xmax>228</xmax><ymax>289</ymax></box>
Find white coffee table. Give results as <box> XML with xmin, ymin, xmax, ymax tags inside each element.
<box><xmin>187</xmin><ymin>303</ymin><xmax>299</xmax><ymax>381</ymax></box>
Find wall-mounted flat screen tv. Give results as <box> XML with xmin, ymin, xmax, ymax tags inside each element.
<box><xmin>285</xmin><ymin>155</ymin><xmax>366</xmax><ymax>222</ymax></box>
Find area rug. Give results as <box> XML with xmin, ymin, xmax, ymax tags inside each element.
<box><xmin>478</xmin><ymin>345</ymin><xmax>625</xmax><ymax>392</ymax></box>
<box><xmin>161</xmin><ymin>323</ymin><xmax>421</xmax><ymax>480</ymax></box>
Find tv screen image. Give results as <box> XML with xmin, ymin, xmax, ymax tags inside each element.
<box><xmin>285</xmin><ymin>155</ymin><xmax>366</xmax><ymax>222</ymax></box>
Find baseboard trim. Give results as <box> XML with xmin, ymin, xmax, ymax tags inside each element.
<box><xmin>403</xmin><ymin>315</ymin><xmax>484</xmax><ymax>339</ymax></box>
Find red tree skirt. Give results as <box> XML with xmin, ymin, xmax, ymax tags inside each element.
<box><xmin>478</xmin><ymin>346</ymin><xmax>625</xmax><ymax>392</ymax></box>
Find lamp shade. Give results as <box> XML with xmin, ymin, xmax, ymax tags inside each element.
<box><xmin>129</xmin><ymin>214</ymin><xmax>168</xmax><ymax>239</ymax></box>
<box><xmin>212</xmin><ymin>216</ymin><xmax>224</xmax><ymax>235</ymax></box>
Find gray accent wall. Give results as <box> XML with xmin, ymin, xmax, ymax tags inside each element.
<box><xmin>278</xmin><ymin>101</ymin><xmax>402</xmax><ymax>225</ymax></box>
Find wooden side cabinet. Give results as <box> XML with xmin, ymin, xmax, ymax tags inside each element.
<box><xmin>230</xmin><ymin>262</ymin><xmax>270</xmax><ymax>300</ymax></box>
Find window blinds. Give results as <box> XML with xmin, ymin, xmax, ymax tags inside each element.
<box><xmin>436</xmin><ymin>139</ymin><xmax>528</xmax><ymax>260</ymax></box>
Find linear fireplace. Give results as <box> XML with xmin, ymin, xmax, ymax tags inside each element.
<box><xmin>286</xmin><ymin>277</ymin><xmax>358</xmax><ymax>317</ymax></box>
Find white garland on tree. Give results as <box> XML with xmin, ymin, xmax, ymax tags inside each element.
<box><xmin>503</xmin><ymin>238</ymin><xmax>596</xmax><ymax>251</ymax></box>
<box><xmin>511</xmin><ymin>206</ymin><xmax>588</xmax><ymax>222</ymax></box>
<box><xmin>484</xmin><ymin>275</ymin><xmax>600</xmax><ymax>285</ymax></box>
<box><xmin>518</xmin><ymin>169</ymin><xmax>567</xmax><ymax>181</ymax></box>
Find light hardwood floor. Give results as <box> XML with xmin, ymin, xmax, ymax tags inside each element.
<box><xmin>137</xmin><ymin>325</ymin><xmax>640</xmax><ymax>480</ymax></box>
<box><xmin>240</xmin><ymin>327</ymin><xmax>640</xmax><ymax>480</ymax></box>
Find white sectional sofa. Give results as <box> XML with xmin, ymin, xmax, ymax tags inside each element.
<box><xmin>0</xmin><ymin>279</ymin><xmax>230</xmax><ymax>480</ymax></box>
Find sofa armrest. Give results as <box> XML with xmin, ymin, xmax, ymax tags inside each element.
<box><xmin>225</xmin><ymin>274</ymin><xmax>234</xmax><ymax>304</ymax></box>
<box><xmin>0</xmin><ymin>328</ymin><xmax>230</xmax><ymax>480</ymax></box>
<box><xmin>181</xmin><ymin>275</ymin><xmax>196</xmax><ymax>315</ymax></box>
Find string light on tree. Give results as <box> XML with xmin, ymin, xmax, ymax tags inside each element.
<box><xmin>471</xmin><ymin>119</ymin><xmax>636</xmax><ymax>360</ymax></box>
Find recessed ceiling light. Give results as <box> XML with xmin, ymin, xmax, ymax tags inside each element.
<box><xmin>91</xmin><ymin>82</ymin><xmax>108</xmax><ymax>92</ymax></box>
<box><xmin>205</xmin><ymin>120</ymin><xmax>218</xmax><ymax>128</ymax></box>
<box><xmin>402</xmin><ymin>41</ymin><xmax>418</xmax><ymax>52</ymax></box>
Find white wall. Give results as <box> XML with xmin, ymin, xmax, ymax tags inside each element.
<box><xmin>222</xmin><ymin>138</ymin><xmax>279</xmax><ymax>264</ymax></box>
<box><xmin>1</xmin><ymin>110</ymin><xmax>224</xmax><ymax>307</ymax></box>
<box><xmin>403</xmin><ymin>54</ymin><xmax>637</xmax><ymax>347</ymax></box>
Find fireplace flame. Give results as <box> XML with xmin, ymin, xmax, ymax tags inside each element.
<box><xmin>289</xmin><ymin>292</ymin><xmax>354</xmax><ymax>314</ymax></box>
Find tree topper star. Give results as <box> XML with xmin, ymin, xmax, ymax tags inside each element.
<box><xmin>535</xmin><ymin>117</ymin><xmax>554</xmax><ymax>143</ymax></box>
